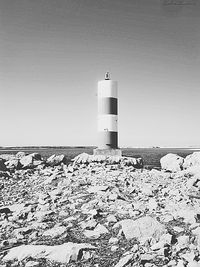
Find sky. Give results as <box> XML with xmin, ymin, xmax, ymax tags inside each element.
<box><xmin>0</xmin><ymin>0</ymin><xmax>200</xmax><ymax>147</ymax></box>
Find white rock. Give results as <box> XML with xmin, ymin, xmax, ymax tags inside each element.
<box><xmin>114</xmin><ymin>253</ymin><xmax>134</xmax><ymax>267</ymax></box>
<box><xmin>192</xmin><ymin>227</ymin><xmax>200</xmax><ymax>247</ymax></box>
<box><xmin>5</xmin><ymin>159</ymin><xmax>21</xmax><ymax>170</ymax></box>
<box><xmin>113</xmin><ymin>216</ymin><xmax>166</xmax><ymax>242</ymax></box>
<box><xmin>46</xmin><ymin>154</ymin><xmax>66</xmax><ymax>166</ymax></box>
<box><xmin>176</xmin><ymin>235</ymin><xmax>190</xmax><ymax>250</ymax></box>
<box><xmin>160</xmin><ymin>214</ymin><xmax>174</xmax><ymax>223</ymax></box>
<box><xmin>111</xmin><ymin>245</ymin><xmax>118</xmax><ymax>252</ymax></box>
<box><xmin>42</xmin><ymin>226</ymin><xmax>66</xmax><ymax>238</ymax></box>
<box><xmin>148</xmin><ymin>199</ymin><xmax>158</xmax><ymax>211</ymax></box>
<box><xmin>16</xmin><ymin>151</ymin><xmax>26</xmax><ymax>159</ymax></box>
<box><xmin>173</xmin><ymin>226</ymin><xmax>184</xmax><ymax>233</ymax></box>
<box><xmin>80</xmin><ymin>219</ymin><xmax>97</xmax><ymax>230</ymax></box>
<box><xmin>3</xmin><ymin>242</ymin><xmax>96</xmax><ymax>263</ymax></box>
<box><xmin>106</xmin><ymin>214</ymin><xmax>117</xmax><ymax>223</ymax></box>
<box><xmin>20</xmin><ymin>153</ymin><xmax>42</xmax><ymax>168</ymax></box>
<box><xmin>181</xmin><ymin>251</ymin><xmax>196</xmax><ymax>262</ymax></box>
<box><xmin>87</xmin><ymin>185</ymin><xmax>109</xmax><ymax>193</ymax></box>
<box><xmin>160</xmin><ymin>154</ymin><xmax>184</xmax><ymax>172</ymax></box>
<box><xmin>109</xmin><ymin>237</ymin><xmax>118</xmax><ymax>244</ymax></box>
<box><xmin>25</xmin><ymin>261</ymin><xmax>40</xmax><ymax>267</ymax></box>
<box><xmin>177</xmin><ymin>209</ymin><xmax>196</xmax><ymax>224</ymax></box>
<box><xmin>187</xmin><ymin>261</ymin><xmax>200</xmax><ymax>267</ymax></box>
<box><xmin>84</xmin><ymin>224</ymin><xmax>109</xmax><ymax>239</ymax></box>
<box><xmin>183</xmin><ymin>152</ymin><xmax>200</xmax><ymax>169</ymax></box>
<box><xmin>176</xmin><ymin>260</ymin><xmax>185</xmax><ymax>267</ymax></box>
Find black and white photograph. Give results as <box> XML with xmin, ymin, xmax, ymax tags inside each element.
<box><xmin>1</xmin><ymin>0</ymin><xmax>200</xmax><ymax>266</ymax></box>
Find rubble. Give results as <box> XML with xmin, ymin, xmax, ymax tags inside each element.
<box><xmin>1</xmin><ymin>151</ymin><xmax>200</xmax><ymax>266</ymax></box>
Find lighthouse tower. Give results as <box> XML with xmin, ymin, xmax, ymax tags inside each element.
<box><xmin>94</xmin><ymin>72</ymin><xmax>122</xmax><ymax>156</ymax></box>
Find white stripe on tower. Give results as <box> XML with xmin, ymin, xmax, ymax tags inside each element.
<box><xmin>97</xmin><ymin>73</ymin><xmax>118</xmax><ymax>149</ymax></box>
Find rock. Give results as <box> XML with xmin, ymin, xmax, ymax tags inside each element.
<box><xmin>42</xmin><ymin>225</ymin><xmax>66</xmax><ymax>238</ymax></box>
<box><xmin>25</xmin><ymin>261</ymin><xmax>40</xmax><ymax>267</ymax></box>
<box><xmin>72</xmin><ymin>153</ymin><xmax>94</xmax><ymax>164</ymax></box>
<box><xmin>160</xmin><ymin>214</ymin><xmax>174</xmax><ymax>223</ymax></box>
<box><xmin>113</xmin><ymin>216</ymin><xmax>166</xmax><ymax>243</ymax></box>
<box><xmin>16</xmin><ymin>151</ymin><xmax>26</xmax><ymax>159</ymax></box>
<box><xmin>107</xmin><ymin>214</ymin><xmax>117</xmax><ymax>223</ymax></box>
<box><xmin>173</xmin><ymin>226</ymin><xmax>184</xmax><ymax>233</ymax></box>
<box><xmin>84</xmin><ymin>224</ymin><xmax>109</xmax><ymax>239</ymax></box>
<box><xmin>160</xmin><ymin>154</ymin><xmax>184</xmax><ymax>172</ymax></box>
<box><xmin>183</xmin><ymin>152</ymin><xmax>200</xmax><ymax>169</ymax></box>
<box><xmin>109</xmin><ymin>237</ymin><xmax>118</xmax><ymax>244</ymax></box>
<box><xmin>72</xmin><ymin>153</ymin><xmax>143</xmax><ymax>168</ymax></box>
<box><xmin>3</xmin><ymin>242</ymin><xmax>96</xmax><ymax>263</ymax></box>
<box><xmin>5</xmin><ymin>159</ymin><xmax>21</xmax><ymax>170</ymax></box>
<box><xmin>0</xmin><ymin>154</ymin><xmax>15</xmax><ymax>161</ymax></box>
<box><xmin>192</xmin><ymin>227</ymin><xmax>200</xmax><ymax>247</ymax></box>
<box><xmin>181</xmin><ymin>251</ymin><xmax>196</xmax><ymax>262</ymax></box>
<box><xmin>121</xmin><ymin>157</ymin><xmax>143</xmax><ymax>168</ymax></box>
<box><xmin>114</xmin><ymin>253</ymin><xmax>134</xmax><ymax>267</ymax></box>
<box><xmin>87</xmin><ymin>185</ymin><xmax>109</xmax><ymax>194</ymax></box>
<box><xmin>176</xmin><ymin>260</ymin><xmax>185</xmax><ymax>267</ymax></box>
<box><xmin>176</xmin><ymin>235</ymin><xmax>190</xmax><ymax>250</ymax></box>
<box><xmin>20</xmin><ymin>153</ymin><xmax>42</xmax><ymax>169</ymax></box>
<box><xmin>46</xmin><ymin>154</ymin><xmax>67</xmax><ymax>166</ymax></box>
<box><xmin>80</xmin><ymin>218</ymin><xmax>98</xmax><ymax>230</ymax></box>
<box><xmin>177</xmin><ymin>209</ymin><xmax>196</xmax><ymax>224</ymax></box>
<box><xmin>0</xmin><ymin>159</ymin><xmax>6</xmax><ymax>171</ymax></box>
<box><xmin>187</xmin><ymin>261</ymin><xmax>200</xmax><ymax>267</ymax></box>
<box><xmin>111</xmin><ymin>245</ymin><xmax>118</xmax><ymax>252</ymax></box>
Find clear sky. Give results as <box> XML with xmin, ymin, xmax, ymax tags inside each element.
<box><xmin>0</xmin><ymin>0</ymin><xmax>200</xmax><ymax>147</ymax></box>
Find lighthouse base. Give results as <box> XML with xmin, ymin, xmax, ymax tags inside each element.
<box><xmin>93</xmin><ymin>148</ymin><xmax>122</xmax><ymax>157</ymax></box>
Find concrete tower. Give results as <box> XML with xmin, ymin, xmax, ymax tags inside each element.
<box><xmin>94</xmin><ymin>72</ymin><xmax>122</xmax><ymax>156</ymax></box>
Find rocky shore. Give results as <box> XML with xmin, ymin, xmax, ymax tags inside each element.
<box><xmin>1</xmin><ymin>152</ymin><xmax>200</xmax><ymax>267</ymax></box>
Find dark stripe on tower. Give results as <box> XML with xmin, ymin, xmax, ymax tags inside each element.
<box><xmin>98</xmin><ymin>97</ymin><xmax>117</xmax><ymax>115</ymax></box>
<box><xmin>98</xmin><ymin>131</ymin><xmax>118</xmax><ymax>149</ymax></box>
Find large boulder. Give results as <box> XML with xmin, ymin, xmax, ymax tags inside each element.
<box><xmin>72</xmin><ymin>153</ymin><xmax>143</xmax><ymax>168</ymax></box>
<box><xmin>46</xmin><ymin>154</ymin><xmax>67</xmax><ymax>166</ymax></box>
<box><xmin>183</xmin><ymin>152</ymin><xmax>200</xmax><ymax>169</ymax></box>
<box><xmin>0</xmin><ymin>159</ymin><xmax>7</xmax><ymax>171</ymax></box>
<box><xmin>113</xmin><ymin>216</ymin><xmax>166</xmax><ymax>243</ymax></box>
<box><xmin>3</xmin><ymin>242</ymin><xmax>96</xmax><ymax>264</ymax></box>
<box><xmin>160</xmin><ymin>153</ymin><xmax>184</xmax><ymax>172</ymax></box>
<box><xmin>20</xmin><ymin>153</ymin><xmax>42</xmax><ymax>169</ymax></box>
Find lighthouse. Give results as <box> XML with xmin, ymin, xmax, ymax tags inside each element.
<box><xmin>94</xmin><ymin>72</ymin><xmax>122</xmax><ymax>156</ymax></box>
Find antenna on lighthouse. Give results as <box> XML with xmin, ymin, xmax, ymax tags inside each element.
<box><xmin>105</xmin><ymin>72</ymin><xmax>110</xmax><ymax>80</ymax></box>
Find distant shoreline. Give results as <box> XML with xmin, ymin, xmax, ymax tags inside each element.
<box><xmin>0</xmin><ymin>146</ymin><xmax>200</xmax><ymax>151</ymax></box>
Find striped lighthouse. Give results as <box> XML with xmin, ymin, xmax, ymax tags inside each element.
<box><xmin>94</xmin><ymin>72</ymin><xmax>122</xmax><ymax>156</ymax></box>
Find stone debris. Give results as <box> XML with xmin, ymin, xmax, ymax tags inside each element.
<box><xmin>1</xmin><ymin>151</ymin><xmax>200</xmax><ymax>266</ymax></box>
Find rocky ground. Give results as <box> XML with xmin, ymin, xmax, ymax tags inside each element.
<box><xmin>1</xmin><ymin>151</ymin><xmax>200</xmax><ymax>267</ymax></box>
